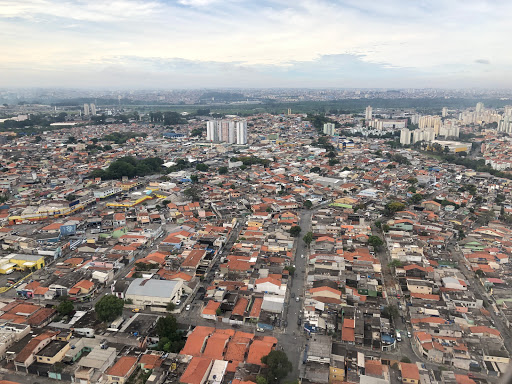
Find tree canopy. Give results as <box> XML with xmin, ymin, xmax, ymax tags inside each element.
<box><xmin>95</xmin><ymin>295</ymin><xmax>124</xmax><ymax>322</ymax></box>
<box><xmin>289</xmin><ymin>226</ymin><xmax>302</xmax><ymax>237</ymax></box>
<box><xmin>89</xmin><ymin>156</ymin><xmax>163</xmax><ymax>180</ymax></box>
<box><xmin>261</xmin><ymin>350</ymin><xmax>293</xmax><ymax>384</ymax></box>
<box><xmin>155</xmin><ymin>315</ymin><xmax>185</xmax><ymax>353</ymax></box>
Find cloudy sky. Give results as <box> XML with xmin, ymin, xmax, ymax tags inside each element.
<box><xmin>0</xmin><ymin>0</ymin><xmax>510</xmax><ymax>88</ymax></box>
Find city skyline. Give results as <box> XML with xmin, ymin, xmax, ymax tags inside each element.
<box><xmin>1</xmin><ymin>0</ymin><xmax>511</xmax><ymax>89</ymax></box>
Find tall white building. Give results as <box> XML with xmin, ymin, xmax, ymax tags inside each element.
<box><xmin>236</xmin><ymin>120</ymin><xmax>247</xmax><ymax>145</ymax></box>
<box><xmin>476</xmin><ymin>102</ymin><xmax>484</xmax><ymax>115</ymax></box>
<box><xmin>442</xmin><ymin>107</ymin><xmax>448</xmax><ymax>117</ymax></box>
<box><xmin>206</xmin><ymin>121</ymin><xmax>219</xmax><ymax>142</ymax></box>
<box><xmin>323</xmin><ymin>123</ymin><xmax>335</xmax><ymax>136</ymax></box>
<box><xmin>84</xmin><ymin>103</ymin><xmax>90</xmax><ymax>116</ymax></box>
<box><xmin>207</xmin><ymin>119</ymin><xmax>247</xmax><ymax>144</ymax></box>
<box><xmin>365</xmin><ymin>106</ymin><xmax>373</xmax><ymax>120</ymax></box>
<box><xmin>90</xmin><ymin>103</ymin><xmax>96</xmax><ymax>116</ymax></box>
<box><xmin>400</xmin><ymin>128</ymin><xmax>411</xmax><ymax>145</ymax></box>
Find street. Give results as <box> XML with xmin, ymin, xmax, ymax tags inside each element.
<box><xmin>277</xmin><ymin>209</ymin><xmax>312</xmax><ymax>380</ymax></box>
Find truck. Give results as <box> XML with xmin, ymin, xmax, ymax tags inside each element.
<box><xmin>107</xmin><ymin>316</ymin><xmax>125</xmax><ymax>332</ymax></box>
<box><xmin>73</xmin><ymin>328</ymin><xmax>95</xmax><ymax>337</ymax></box>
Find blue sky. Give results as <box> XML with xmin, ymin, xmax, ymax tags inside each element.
<box><xmin>0</xmin><ymin>0</ymin><xmax>510</xmax><ymax>88</ymax></box>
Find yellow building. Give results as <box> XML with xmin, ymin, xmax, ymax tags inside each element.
<box><xmin>35</xmin><ymin>340</ymin><xmax>70</xmax><ymax>365</ymax></box>
<box><xmin>329</xmin><ymin>361</ymin><xmax>345</xmax><ymax>383</ymax></box>
<box><xmin>0</xmin><ymin>254</ymin><xmax>45</xmax><ymax>274</ymax></box>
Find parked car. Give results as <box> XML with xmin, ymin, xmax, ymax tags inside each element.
<box><xmin>132</xmin><ymin>308</ymin><xmax>140</xmax><ymax>313</ymax></box>
<box><xmin>186</xmin><ymin>304</ymin><xmax>191</xmax><ymax>311</ymax></box>
<box><xmin>256</xmin><ymin>327</ymin><xmax>265</xmax><ymax>332</ymax></box>
<box><xmin>407</xmin><ymin>331</ymin><xmax>412</xmax><ymax>338</ymax></box>
<box><xmin>295</xmin><ymin>297</ymin><xmax>300</xmax><ymax>302</ymax></box>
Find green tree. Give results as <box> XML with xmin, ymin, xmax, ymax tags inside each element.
<box><xmin>57</xmin><ymin>299</ymin><xmax>74</xmax><ymax>316</ymax></box>
<box><xmin>216</xmin><ymin>308</ymin><xmax>222</xmax><ymax>316</ymax></box>
<box><xmin>303</xmin><ymin>232</ymin><xmax>314</xmax><ymax>246</ymax></box>
<box><xmin>410</xmin><ymin>194</ymin><xmax>423</xmax><ymax>204</ymax></box>
<box><xmin>385</xmin><ymin>201</ymin><xmax>405</xmax><ymax>214</ymax></box>
<box><xmin>368</xmin><ymin>235</ymin><xmax>384</xmax><ymax>250</ymax></box>
<box><xmin>196</xmin><ymin>163</ymin><xmax>209</xmax><ymax>172</ymax></box>
<box><xmin>218</xmin><ymin>166</ymin><xmax>228</xmax><ymax>175</ymax></box>
<box><xmin>407</xmin><ymin>177</ymin><xmax>418</xmax><ymax>185</ymax></box>
<box><xmin>155</xmin><ymin>315</ymin><xmax>184</xmax><ymax>352</ymax></box>
<box><xmin>303</xmin><ymin>200</ymin><xmax>313</xmax><ymax>209</ymax></box>
<box><xmin>289</xmin><ymin>225</ymin><xmax>302</xmax><ymax>237</ymax></box>
<box><xmin>388</xmin><ymin>260</ymin><xmax>403</xmax><ymax>268</ymax></box>
<box><xmin>382</xmin><ymin>224</ymin><xmax>390</xmax><ymax>232</ymax></box>
<box><xmin>94</xmin><ymin>295</ymin><xmax>124</xmax><ymax>322</ymax></box>
<box><xmin>383</xmin><ymin>305</ymin><xmax>399</xmax><ymax>320</ymax></box>
<box><xmin>167</xmin><ymin>302</ymin><xmax>176</xmax><ymax>312</ymax></box>
<box><xmin>256</xmin><ymin>376</ymin><xmax>268</xmax><ymax>384</ymax></box>
<box><xmin>261</xmin><ymin>350</ymin><xmax>292</xmax><ymax>384</ymax></box>
<box><xmin>284</xmin><ymin>266</ymin><xmax>296</xmax><ymax>275</ymax></box>
<box><xmin>184</xmin><ymin>187</ymin><xmax>200</xmax><ymax>202</ymax></box>
<box><xmin>190</xmin><ymin>174</ymin><xmax>199</xmax><ymax>183</ymax></box>
<box><xmin>400</xmin><ymin>357</ymin><xmax>411</xmax><ymax>363</ymax></box>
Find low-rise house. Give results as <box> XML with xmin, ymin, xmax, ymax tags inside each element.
<box><xmin>105</xmin><ymin>356</ymin><xmax>138</xmax><ymax>384</ymax></box>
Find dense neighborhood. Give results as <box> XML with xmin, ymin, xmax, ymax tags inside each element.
<box><xmin>0</xmin><ymin>101</ymin><xmax>512</xmax><ymax>384</ymax></box>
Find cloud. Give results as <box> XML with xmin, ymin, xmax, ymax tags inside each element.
<box><xmin>0</xmin><ymin>0</ymin><xmax>510</xmax><ymax>87</ymax></box>
<box><xmin>475</xmin><ymin>59</ymin><xmax>490</xmax><ymax>65</ymax></box>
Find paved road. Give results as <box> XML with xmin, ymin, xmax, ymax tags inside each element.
<box><xmin>278</xmin><ymin>209</ymin><xmax>312</xmax><ymax>380</ymax></box>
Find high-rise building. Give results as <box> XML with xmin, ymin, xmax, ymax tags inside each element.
<box><xmin>323</xmin><ymin>123</ymin><xmax>335</xmax><ymax>136</ymax></box>
<box><xmin>442</xmin><ymin>107</ymin><xmax>448</xmax><ymax>117</ymax></box>
<box><xmin>400</xmin><ymin>128</ymin><xmax>411</xmax><ymax>145</ymax></box>
<box><xmin>206</xmin><ymin>119</ymin><xmax>247</xmax><ymax>144</ymax></box>
<box><xmin>90</xmin><ymin>103</ymin><xmax>96</xmax><ymax>115</ymax></box>
<box><xmin>365</xmin><ymin>106</ymin><xmax>373</xmax><ymax>120</ymax></box>
<box><xmin>476</xmin><ymin>102</ymin><xmax>484</xmax><ymax>115</ymax></box>
<box><xmin>236</xmin><ymin>120</ymin><xmax>247</xmax><ymax>145</ymax></box>
<box><xmin>84</xmin><ymin>103</ymin><xmax>90</xmax><ymax>116</ymax></box>
<box><xmin>206</xmin><ymin>121</ymin><xmax>219</xmax><ymax>142</ymax></box>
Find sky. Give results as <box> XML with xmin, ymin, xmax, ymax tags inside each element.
<box><xmin>0</xmin><ymin>0</ymin><xmax>510</xmax><ymax>89</ymax></box>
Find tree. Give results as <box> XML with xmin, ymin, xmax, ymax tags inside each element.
<box><xmin>34</xmin><ymin>135</ymin><xmax>42</xmax><ymax>143</ymax></box>
<box><xmin>303</xmin><ymin>200</ymin><xmax>313</xmax><ymax>209</ymax></box>
<box><xmin>261</xmin><ymin>350</ymin><xmax>292</xmax><ymax>384</ymax></box>
<box><xmin>303</xmin><ymin>232</ymin><xmax>314</xmax><ymax>246</ymax></box>
<box><xmin>388</xmin><ymin>260</ymin><xmax>403</xmax><ymax>268</ymax></box>
<box><xmin>57</xmin><ymin>299</ymin><xmax>74</xmax><ymax>316</ymax></box>
<box><xmin>95</xmin><ymin>295</ymin><xmax>124</xmax><ymax>322</ymax></box>
<box><xmin>407</xmin><ymin>177</ymin><xmax>418</xmax><ymax>185</ymax></box>
<box><xmin>284</xmin><ymin>266</ymin><xmax>296</xmax><ymax>275</ymax></box>
<box><xmin>155</xmin><ymin>315</ymin><xmax>184</xmax><ymax>353</ymax></box>
<box><xmin>368</xmin><ymin>235</ymin><xmax>384</xmax><ymax>250</ymax></box>
<box><xmin>400</xmin><ymin>357</ymin><xmax>411</xmax><ymax>363</ymax></box>
<box><xmin>289</xmin><ymin>226</ymin><xmax>302</xmax><ymax>237</ymax></box>
<box><xmin>216</xmin><ymin>308</ymin><xmax>222</xmax><ymax>316</ymax></box>
<box><xmin>190</xmin><ymin>174</ymin><xmax>199</xmax><ymax>183</ymax></box>
<box><xmin>385</xmin><ymin>201</ymin><xmax>405</xmax><ymax>214</ymax></box>
<box><xmin>196</xmin><ymin>163</ymin><xmax>209</xmax><ymax>172</ymax></box>
<box><xmin>184</xmin><ymin>187</ymin><xmax>200</xmax><ymax>202</ymax></box>
<box><xmin>218</xmin><ymin>166</ymin><xmax>228</xmax><ymax>175</ymax></box>
<box><xmin>166</xmin><ymin>302</ymin><xmax>176</xmax><ymax>312</ymax></box>
<box><xmin>256</xmin><ymin>376</ymin><xmax>268</xmax><ymax>384</ymax></box>
<box><xmin>383</xmin><ymin>305</ymin><xmax>399</xmax><ymax>320</ymax></box>
<box><xmin>310</xmin><ymin>166</ymin><xmax>321</xmax><ymax>173</ymax></box>
<box><xmin>410</xmin><ymin>194</ymin><xmax>423</xmax><ymax>204</ymax></box>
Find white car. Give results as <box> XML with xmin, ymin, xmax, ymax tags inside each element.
<box><xmin>295</xmin><ymin>297</ymin><xmax>300</xmax><ymax>302</ymax></box>
<box><xmin>256</xmin><ymin>327</ymin><xmax>265</xmax><ymax>332</ymax></box>
<box><xmin>185</xmin><ymin>304</ymin><xmax>191</xmax><ymax>311</ymax></box>
<box><xmin>176</xmin><ymin>300</ymin><xmax>181</xmax><ymax>306</ymax></box>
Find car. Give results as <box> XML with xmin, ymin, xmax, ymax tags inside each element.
<box><xmin>132</xmin><ymin>308</ymin><xmax>140</xmax><ymax>313</ymax></box>
<box><xmin>185</xmin><ymin>304</ymin><xmax>191</xmax><ymax>311</ymax></box>
<box><xmin>256</xmin><ymin>327</ymin><xmax>265</xmax><ymax>332</ymax></box>
<box><xmin>301</xmin><ymin>254</ymin><xmax>304</xmax><ymax>258</ymax></box>
<box><xmin>295</xmin><ymin>297</ymin><xmax>300</xmax><ymax>302</ymax></box>
<box><xmin>291</xmin><ymin>292</ymin><xmax>295</xmax><ymax>298</ymax></box>
<box><xmin>407</xmin><ymin>331</ymin><xmax>412</xmax><ymax>338</ymax></box>
<box><xmin>399</xmin><ymin>304</ymin><xmax>403</xmax><ymax>310</ymax></box>
<box><xmin>176</xmin><ymin>300</ymin><xmax>181</xmax><ymax>306</ymax></box>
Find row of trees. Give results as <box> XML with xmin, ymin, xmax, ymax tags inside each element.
<box><xmin>149</xmin><ymin>111</ymin><xmax>187</xmax><ymax>125</ymax></box>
